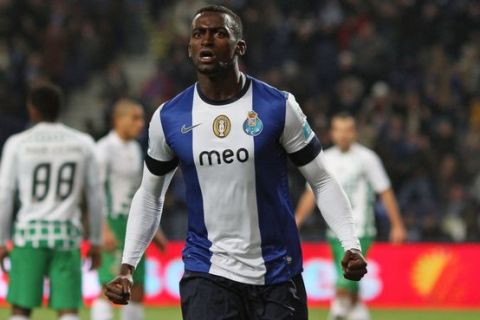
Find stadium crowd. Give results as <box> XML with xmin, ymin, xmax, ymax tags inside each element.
<box><xmin>1</xmin><ymin>0</ymin><xmax>479</xmax><ymax>242</ymax></box>
<box><xmin>0</xmin><ymin>0</ymin><xmax>147</xmax><ymax>145</ymax></box>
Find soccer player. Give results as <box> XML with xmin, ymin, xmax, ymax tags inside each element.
<box><xmin>105</xmin><ymin>6</ymin><xmax>367</xmax><ymax>319</ymax></box>
<box><xmin>91</xmin><ymin>99</ymin><xmax>168</xmax><ymax>320</ymax></box>
<box><xmin>0</xmin><ymin>83</ymin><xmax>103</xmax><ymax>320</ymax></box>
<box><xmin>295</xmin><ymin>113</ymin><xmax>406</xmax><ymax>320</ymax></box>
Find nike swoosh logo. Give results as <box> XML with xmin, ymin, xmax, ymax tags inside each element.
<box><xmin>181</xmin><ymin>123</ymin><xmax>202</xmax><ymax>134</ymax></box>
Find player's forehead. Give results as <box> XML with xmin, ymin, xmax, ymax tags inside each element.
<box><xmin>191</xmin><ymin>11</ymin><xmax>235</xmax><ymax>33</ymax></box>
<box><xmin>332</xmin><ymin>117</ymin><xmax>356</xmax><ymax>129</ymax></box>
<box><xmin>129</xmin><ymin>104</ymin><xmax>144</xmax><ymax>116</ymax></box>
<box><xmin>116</xmin><ymin>103</ymin><xmax>143</xmax><ymax>118</ymax></box>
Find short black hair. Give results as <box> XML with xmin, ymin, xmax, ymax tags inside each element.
<box><xmin>195</xmin><ymin>5</ymin><xmax>243</xmax><ymax>39</ymax></box>
<box><xmin>28</xmin><ymin>83</ymin><xmax>63</xmax><ymax>121</ymax></box>
<box><xmin>331</xmin><ymin>111</ymin><xmax>356</xmax><ymax>126</ymax></box>
<box><xmin>332</xmin><ymin>111</ymin><xmax>355</xmax><ymax>121</ymax></box>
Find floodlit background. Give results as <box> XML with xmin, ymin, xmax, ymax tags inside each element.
<box><xmin>0</xmin><ymin>0</ymin><xmax>480</xmax><ymax>319</ymax></box>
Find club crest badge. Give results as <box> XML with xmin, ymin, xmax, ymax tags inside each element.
<box><xmin>213</xmin><ymin>115</ymin><xmax>231</xmax><ymax>138</ymax></box>
<box><xmin>243</xmin><ymin>111</ymin><xmax>263</xmax><ymax>136</ymax></box>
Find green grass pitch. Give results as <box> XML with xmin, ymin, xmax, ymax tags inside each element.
<box><xmin>0</xmin><ymin>307</ymin><xmax>479</xmax><ymax>319</ymax></box>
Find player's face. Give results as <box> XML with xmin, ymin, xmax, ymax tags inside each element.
<box><xmin>331</xmin><ymin>118</ymin><xmax>357</xmax><ymax>151</ymax></box>
<box><xmin>119</xmin><ymin>106</ymin><xmax>145</xmax><ymax>139</ymax></box>
<box><xmin>189</xmin><ymin>12</ymin><xmax>240</xmax><ymax>74</ymax></box>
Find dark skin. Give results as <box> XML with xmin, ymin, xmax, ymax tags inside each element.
<box><xmin>188</xmin><ymin>11</ymin><xmax>246</xmax><ymax>100</ymax></box>
<box><xmin>0</xmin><ymin>103</ymin><xmax>102</xmax><ymax>317</ymax></box>
<box><xmin>105</xmin><ymin>10</ymin><xmax>367</xmax><ymax>305</ymax></box>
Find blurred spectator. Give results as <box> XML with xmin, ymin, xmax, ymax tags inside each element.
<box><xmin>0</xmin><ymin>0</ymin><xmax>144</xmax><ymax>150</ymax></box>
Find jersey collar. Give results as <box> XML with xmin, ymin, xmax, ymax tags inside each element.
<box><xmin>196</xmin><ymin>73</ymin><xmax>251</xmax><ymax>106</ymax></box>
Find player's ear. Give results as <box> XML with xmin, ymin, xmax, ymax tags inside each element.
<box><xmin>188</xmin><ymin>44</ymin><xmax>192</xmax><ymax>58</ymax></box>
<box><xmin>235</xmin><ymin>40</ymin><xmax>246</xmax><ymax>56</ymax></box>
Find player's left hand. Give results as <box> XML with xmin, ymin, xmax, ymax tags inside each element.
<box><xmin>390</xmin><ymin>224</ymin><xmax>407</xmax><ymax>244</ymax></box>
<box><xmin>341</xmin><ymin>249</ymin><xmax>367</xmax><ymax>281</ymax></box>
<box><xmin>88</xmin><ymin>245</ymin><xmax>102</xmax><ymax>270</ymax></box>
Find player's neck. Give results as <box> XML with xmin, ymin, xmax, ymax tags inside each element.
<box><xmin>338</xmin><ymin>145</ymin><xmax>352</xmax><ymax>153</ymax></box>
<box><xmin>33</xmin><ymin>119</ymin><xmax>56</xmax><ymax>125</ymax></box>
<box><xmin>114</xmin><ymin>129</ymin><xmax>131</xmax><ymax>142</ymax></box>
<box><xmin>197</xmin><ymin>68</ymin><xmax>243</xmax><ymax>102</ymax></box>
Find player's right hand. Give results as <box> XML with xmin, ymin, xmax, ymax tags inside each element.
<box><xmin>88</xmin><ymin>245</ymin><xmax>102</xmax><ymax>270</ymax></box>
<box><xmin>103</xmin><ymin>226</ymin><xmax>118</xmax><ymax>252</ymax></box>
<box><xmin>0</xmin><ymin>246</ymin><xmax>8</xmax><ymax>274</ymax></box>
<box><xmin>341</xmin><ymin>249</ymin><xmax>368</xmax><ymax>281</ymax></box>
<box><xmin>105</xmin><ymin>264</ymin><xmax>134</xmax><ymax>305</ymax></box>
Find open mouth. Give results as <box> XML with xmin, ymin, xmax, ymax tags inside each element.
<box><xmin>199</xmin><ymin>50</ymin><xmax>216</xmax><ymax>63</ymax></box>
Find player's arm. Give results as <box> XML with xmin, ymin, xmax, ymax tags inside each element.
<box><xmin>380</xmin><ymin>189</ymin><xmax>406</xmax><ymax>244</ymax></box>
<box><xmin>0</xmin><ymin>138</ymin><xmax>18</xmax><ymax>272</ymax></box>
<box><xmin>95</xmin><ymin>143</ymin><xmax>118</xmax><ymax>252</ymax></box>
<box><xmin>105</xmin><ymin>106</ymin><xmax>178</xmax><ymax>305</ymax></box>
<box><xmin>85</xmin><ymin>138</ymin><xmax>105</xmax><ymax>269</ymax></box>
<box><xmin>294</xmin><ymin>186</ymin><xmax>315</xmax><ymax>228</ymax></box>
<box><xmin>365</xmin><ymin>152</ymin><xmax>406</xmax><ymax>244</ymax></box>
<box><xmin>281</xmin><ymin>93</ymin><xmax>366</xmax><ymax>281</ymax></box>
<box><xmin>152</xmin><ymin>228</ymin><xmax>168</xmax><ymax>252</ymax></box>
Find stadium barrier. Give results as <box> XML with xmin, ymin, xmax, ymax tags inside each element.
<box><xmin>0</xmin><ymin>242</ymin><xmax>478</xmax><ymax>308</ymax></box>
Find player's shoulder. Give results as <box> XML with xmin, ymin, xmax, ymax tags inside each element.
<box><xmin>95</xmin><ymin>135</ymin><xmax>112</xmax><ymax>158</ymax></box>
<box><xmin>352</xmin><ymin>143</ymin><xmax>380</xmax><ymax>162</ymax></box>
<box><xmin>96</xmin><ymin>131</ymin><xmax>114</xmax><ymax>148</ymax></box>
<box><xmin>323</xmin><ymin>146</ymin><xmax>341</xmax><ymax>159</ymax></box>
<box><xmin>248</xmin><ymin>75</ymin><xmax>290</xmax><ymax>101</ymax></box>
<box><xmin>323</xmin><ymin>146</ymin><xmax>337</xmax><ymax>156</ymax></box>
<box><xmin>3</xmin><ymin>125</ymin><xmax>44</xmax><ymax>149</ymax></box>
<box><xmin>59</xmin><ymin>124</ymin><xmax>96</xmax><ymax>148</ymax></box>
<box><xmin>96</xmin><ymin>134</ymin><xmax>109</xmax><ymax>146</ymax></box>
<box><xmin>62</xmin><ymin>124</ymin><xmax>94</xmax><ymax>141</ymax></box>
<box><xmin>1</xmin><ymin>129</ymin><xmax>28</xmax><ymax>152</ymax></box>
<box><xmin>158</xmin><ymin>84</ymin><xmax>196</xmax><ymax>115</ymax></box>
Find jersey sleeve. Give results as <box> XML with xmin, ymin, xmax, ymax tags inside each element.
<box><xmin>0</xmin><ymin>137</ymin><xmax>19</xmax><ymax>245</ymax></box>
<box><xmin>145</xmin><ymin>106</ymin><xmax>179</xmax><ymax>176</ymax></box>
<box><xmin>83</xmin><ymin>136</ymin><xmax>104</xmax><ymax>245</ymax></box>
<box><xmin>365</xmin><ymin>150</ymin><xmax>391</xmax><ymax>193</ymax></box>
<box><xmin>280</xmin><ymin>93</ymin><xmax>322</xmax><ymax>167</ymax></box>
<box><xmin>0</xmin><ymin>136</ymin><xmax>18</xmax><ymax>191</ymax></box>
<box><xmin>95</xmin><ymin>141</ymin><xmax>109</xmax><ymax>185</ymax></box>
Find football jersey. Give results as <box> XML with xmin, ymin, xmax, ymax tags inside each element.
<box><xmin>0</xmin><ymin>123</ymin><xmax>101</xmax><ymax>249</ymax></box>
<box><xmin>323</xmin><ymin>143</ymin><xmax>391</xmax><ymax>238</ymax></box>
<box><xmin>96</xmin><ymin>131</ymin><xmax>143</xmax><ymax>219</ymax></box>
<box><xmin>145</xmin><ymin>75</ymin><xmax>322</xmax><ymax>285</ymax></box>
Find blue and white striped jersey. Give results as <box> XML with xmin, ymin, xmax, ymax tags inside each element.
<box><xmin>145</xmin><ymin>75</ymin><xmax>321</xmax><ymax>285</ymax></box>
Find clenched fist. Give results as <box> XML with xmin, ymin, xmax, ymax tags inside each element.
<box><xmin>341</xmin><ymin>249</ymin><xmax>367</xmax><ymax>281</ymax></box>
<box><xmin>104</xmin><ymin>264</ymin><xmax>134</xmax><ymax>305</ymax></box>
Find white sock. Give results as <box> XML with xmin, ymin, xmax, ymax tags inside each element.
<box><xmin>121</xmin><ymin>302</ymin><xmax>144</xmax><ymax>320</ymax></box>
<box><xmin>9</xmin><ymin>316</ymin><xmax>29</xmax><ymax>320</ymax></box>
<box><xmin>91</xmin><ymin>298</ymin><xmax>113</xmax><ymax>320</ymax></box>
<box><xmin>329</xmin><ymin>296</ymin><xmax>351</xmax><ymax>320</ymax></box>
<box><xmin>348</xmin><ymin>302</ymin><xmax>370</xmax><ymax>320</ymax></box>
<box><xmin>58</xmin><ymin>315</ymin><xmax>79</xmax><ymax>320</ymax></box>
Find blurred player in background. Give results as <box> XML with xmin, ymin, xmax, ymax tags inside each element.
<box><xmin>296</xmin><ymin>112</ymin><xmax>406</xmax><ymax>320</ymax></box>
<box><xmin>105</xmin><ymin>5</ymin><xmax>367</xmax><ymax>320</ymax></box>
<box><xmin>0</xmin><ymin>83</ymin><xmax>103</xmax><ymax>320</ymax></box>
<box><xmin>91</xmin><ymin>99</ymin><xmax>168</xmax><ymax>320</ymax></box>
